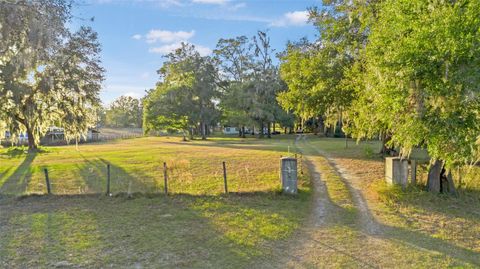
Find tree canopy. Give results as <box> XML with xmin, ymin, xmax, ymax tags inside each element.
<box><xmin>214</xmin><ymin>31</ymin><xmax>289</xmax><ymax>138</ymax></box>
<box><xmin>279</xmin><ymin>0</ymin><xmax>480</xmax><ymax>193</ymax></box>
<box><xmin>0</xmin><ymin>0</ymin><xmax>104</xmax><ymax>149</ymax></box>
<box><xmin>104</xmin><ymin>96</ymin><xmax>143</xmax><ymax>128</ymax></box>
<box><xmin>143</xmin><ymin>43</ymin><xmax>219</xmax><ymax>140</ymax></box>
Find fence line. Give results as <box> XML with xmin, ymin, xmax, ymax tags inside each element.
<box><xmin>0</xmin><ymin>153</ymin><xmax>305</xmax><ymax>197</ymax></box>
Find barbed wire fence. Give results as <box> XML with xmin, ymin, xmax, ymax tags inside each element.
<box><xmin>0</xmin><ymin>152</ymin><xmax>306</xmax><ymax>198</ymax></box>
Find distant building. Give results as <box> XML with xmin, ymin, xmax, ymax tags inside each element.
<box><xmin>87</xmin><ymin>129</ymin><xmax>100</xmax><ymax>141</ymax></box>
<box><xmin>223</xmin><ymin>127</ymin><xmax>239</xmax><ymax>135</ymax></box>
<box><xmin>222</xmin><ymin>126</ymin><xmax>255</xmax><ymax>135</ymax></box>
<box><xmin>41</xmin><ymin>126</ymin><xmax>101</xmax><ymax>145</ymax></box>
<box><xmin>44</xmin><ymin>126</ymin><xmax>65</xmax><ymax>142</ymax></box>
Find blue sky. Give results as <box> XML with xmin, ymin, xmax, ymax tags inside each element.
<box><xmin>73</xmin><ymin>0</ymin><xmax>320</xmax><ymax>104</ymax></box>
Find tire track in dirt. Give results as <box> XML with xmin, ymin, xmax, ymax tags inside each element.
<box><xmin>294</xmin><ymin>136</ymin><xmax>331</xmax><ymax>227</ymax></box>
<box><xmin>302</xmin><ymin>137</ymin><xmax>382</xmax><ymax>235</ymax></box>
<box><xmin>276</xmin><ymin>135</ymin><xmax>381</xmax><ymax>268</ymax></box>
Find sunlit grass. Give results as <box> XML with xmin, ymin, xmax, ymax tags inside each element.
<box><xmin>0</xmin><ymin>135</ymin><xmax>312</xmax><ymax>268</ymax></box>
<box><xmin>0</xmin><ymin>136</ymin><xmax>303</xmax><ymax>196</ymax></box>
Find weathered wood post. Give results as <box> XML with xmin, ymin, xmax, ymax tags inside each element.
<box><xmin>106</xmin><ymin>163</ymin><xmax>111</xmax><ymax>196</ymax></box>
<box><xmin>222</xmin><ymin>161</ymin><xmax>228</xmax><ymax>194</ymax></box>
<box><xmin>163</xmin><ymin>162</ymin><xmax>168</xmax><ymax>195</ymax></box>
<box><xmin>300</xmin><ymin>154</ymin><xmax>304</xmax><ymax>175</ymax></box>
<box><xmin>410</xmin><ymin>160</ymin><xmax>417</xmax><ymax>185</ymax></box>
<box><xmin>44</xmin><ymin>168</ymin><xmax>51</xmax><ymax>194</ymax></box>
<box><xmin>281</xmin><ymin>157</ymin><xmax>297</xmax><ymax>194</ymax></box>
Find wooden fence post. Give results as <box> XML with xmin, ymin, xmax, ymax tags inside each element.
<box><xmin>163</xmin><ymin>162</ymin><xmax>168</xmax><ymax>195</ymax></box>
<box><xmin>411</xmin><ymin>160</ymin><xmax>417</xmax><ymax>185</ymax></box>
<box><xmin>44</xmin><ymin>168</ymin><xmax>51</xmax><ymax>194</ymax></box>
<box><xmin>223</xmin><ymin>161</ymin><xmax>228</xmax><ymax>194</ymax></box>
<box><xmin>106</xmin><ymin>164</ymin><xmax>111</xmax><ymax>196</ymax></box>
<box><xmin>300</xmin><ymin>154</ymin><xmax>304</xmax><ymax>175</ymax></box>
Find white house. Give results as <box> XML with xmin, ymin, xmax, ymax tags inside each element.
<box><xmin>223</xmin><ymin>127</ymin><xmax>239</xmax><ymax>135</ymax></box>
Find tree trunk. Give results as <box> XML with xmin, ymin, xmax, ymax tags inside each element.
<box><xmin>238</xmin><ymin>126</ymin><xmax>242</xmax><ymax>137</ymax></box>
<box><xmin>241</xmin><ymin>126</ymin><xmax>246</xmax><ymax>138</ymax></box>
<box><xmin>427</xmin><ymin>160</ymin><xmax>457</xmax><ymax>194</ymax></box>
<box><xmin>26</xmin><ymin>125</ymin><xmax>37</xmax><ymax>151</ymax></box>
<box><xmin>189</xmin><ymin>128</ymin><xmax>194</xmax><ymax>140</ymax></box>
<box><xmin>259</xmin><ymin>122</ymin><xmax>264</xmax><ymax>138</ymax></box>
<box><xmin>267</xmin><ymin>122</ymin><xmax>271</xmax><ymax>138</ymax></box>
<box><xmin>272</xmin><ymin>122</ymin><xmax>276</xmax><ymax>133</ymax></box>
<box><xmin>380</xmin><ymin>133</ymin><xmax>397</xmax><ymax>156</ymax></box>
<box><xmin>201</xmin><ymin>122</ymin><xmax>206</xmax><ymax>140</ymax></box>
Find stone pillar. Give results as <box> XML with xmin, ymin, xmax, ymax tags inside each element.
<box><xmin>281</xmin><ymin>157</ymin><xmax>297</xmax><ymax>194</ymax></box>
<box><xmin>385</xmin><ymin>157</ymin><xmax>408</xmax><ymax>187</ymax></box>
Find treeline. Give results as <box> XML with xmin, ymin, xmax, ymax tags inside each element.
<box><xmin>100</xmin><ymin>96</ymin><xmax>143</xmax><ymax>128</ymax></box>
<box><xmin>143</xmin><ymin>32</ymin><xmax>295</xmax><ymax>140</ymax></box>
<box><xmin>278</xmin><ymin>0</ymin><xmax>480</xmax><ymax>193</ymax></box>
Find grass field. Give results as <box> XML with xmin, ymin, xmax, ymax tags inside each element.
<box><xmin>0</xmin><ymin>136</ymin><xmax>311</xmax><ymax>268</ymax></box>
<box><xmin>0</xmin><ymin>136</ymin><xmax>305</xmax><ymax>196</ymax></box>
<box><xmin>1</xmin><ymin>135</ymin><xmax>479</xmax><ymax>268</ymax></box>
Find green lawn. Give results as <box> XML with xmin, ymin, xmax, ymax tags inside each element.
<box><xmin>0</xmin><ymin>136</ymin><xmax>306</xmax><ymax>196</ymax></box>
<box><xmin>1</xmin><ymin>135</ymin><xmax>479</xmax><ymax>268</ymax></box>
<box><xmin>0</xmin><ymin>136</ymin><xmax>311</xmax><ymax>268</ymax></box>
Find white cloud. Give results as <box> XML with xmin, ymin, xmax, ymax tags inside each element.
<box><xmin>149</xmin><ymin>43</ymin><xmax>183</xmax><ymax>54</ymax></box>
<box><xmin>149</xmin><ymin>42</ymin><xmax>211</xmax><ymax>56</ymax></box>
<box><xmin>194</xmin><ymin>44</ymin><xmax>212</xmax><ymax>56</ymax></box>
<box><xmin>229</xmin><ymin>2</ymin><xmax>246</xmax><ymax>10</ymax></box>
<box><xmin>91</xmin><ymin>0</ymin><xmax>184</xmax><ymax>7</ymax></box>
<box><xmin>192</xmin><ymin>0</ymin><xmax>228</xmax><ymax>4</ymax></box>
<box><xmin>191</xmin><ymin>0</ymin><xmax>245</xmax><ymax>11</ymax></box>
<box><xmin>270</xmin><ymin>11</ymin><xmax>309</xmax><ymax>27</ymax></box>
<box><xmin>132</xmin><ymin>34</ymin><xmax>142</xmax><ymax>40</ymax></box>
<box><xmin>124</xmin><ymin>91</ymin><xmax>142</xmax><ymax>99</ymax></box>
<box><xmin>146</xmin><ymin>29</ymin><xmax>195</xmax><ymax>43</ymax></box>
<box><xmin>156</xmin><ymin>0</ymin><xmax>184</xmax><ymax>8</ymax></box>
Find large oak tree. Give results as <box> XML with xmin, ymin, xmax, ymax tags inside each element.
<box><xmin>0</xmin><ymin>0</ymin><xmax>104</xmax><ymax>150</ymax></box>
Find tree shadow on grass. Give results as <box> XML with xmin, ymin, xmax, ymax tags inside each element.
<box><xmin>291</xmin><ymin>154</ymin><xmax>480</xmax><ymax>268</ymax></box>
<box><xmin>0</xmin><ymin>152</ymin><xmax>37</xmax><ymax>196</ymax></box>
<box><xmin>0</xmin><ymin>190</ymin><xmax>310</xmax><ymax>268</ymax></box>
<box><xmin>75</xmin><ymin>157</ymin><xmax>158</xmax><ymax>194</ymax></box>
<box><xmin>0</xmin><ymin>197</ymin><xmax>105</xmax><ymax>267</ymax></box>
